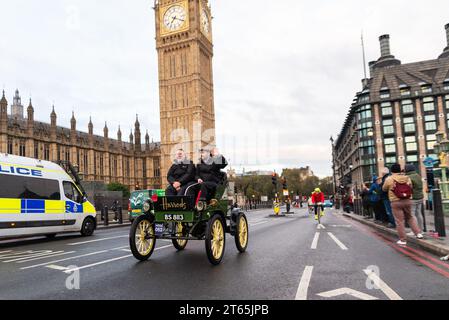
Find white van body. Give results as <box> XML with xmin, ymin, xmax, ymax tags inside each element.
<box><xmin>0</xmin><ymin>153</ymin><xmax>97</xmax><ymax>239</ymax></box>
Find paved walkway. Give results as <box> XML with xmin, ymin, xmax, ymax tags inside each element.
<box><xmin>340</xmin><ymin>210</ymin><xmax>449</xmax><ymax>257</ymax></box>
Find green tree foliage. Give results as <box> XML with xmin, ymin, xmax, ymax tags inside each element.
<box><xmin>107</xmin><ymin>182</ymin><xmax>130</xmax><ymax>198</ymax></box>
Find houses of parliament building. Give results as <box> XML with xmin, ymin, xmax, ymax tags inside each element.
<box><xmin>0</xmin><ymin>89</ymin><xmax>162</xmax><ymax>190</ymax></box>
<box><xmin>0</xmin><ymin>0</ymin><xmax>218</xmax><ymax>192</ymax></box>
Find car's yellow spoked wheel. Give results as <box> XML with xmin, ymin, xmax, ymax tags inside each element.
<box><xmin>129</xmin><ymin>215</ymin><xmax>156</xmax><ymax>261</ymax></box>
<box><xmin>205</xmin><ymin>215</ymin><xmax>226</xmax><ymax>265</ymax></box>
<box><xmin>136</xmin><ymin>219</ymin><xmax>154</xmax><ymax>255</ymax></box>
<box><xmin>212</xmin><ymin>219</ymin><xmax>224</xmax><ymax>259</ymax></box>
<box><xmin>172</xmin><ymin>222</ymin><xmax>188</xmax><ymax>251</ymax></box>
<box><xmin>235</xmin><ymin>213</ymin><xmax>248</xmax><ymax>252</ymax></box>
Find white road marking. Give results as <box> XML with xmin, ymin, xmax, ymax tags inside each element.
<box><xmin>317</xmin><ymin>288</ymin><xmax>378</xmax><ymax>300</ymax></box>
<box><xmin>295</xmin><ymin>266</ymin><xmax>314</xmax><ymax>300</ymax></box>
<box><xmin>121</xmin><ymin>249</ymin><xmax>132</xmax><ymax>252</ymax></box>
<box><xmin>317</xmin><ymin>224</ymin><xmax>326</xmax><ymax>230</ymax></box>
<box><xmin>17</xmin><ymin>251</ymin><xmax>76</xmax><ymax>264</ymax></box>
<box><xmin>250</xmin><ymin>221</ymin><xmax>269</xmax><ymax>227</ymax></box>
<box><xmin>45</xmin><ymin>265</ymin><xmax>69</xmax><ymax>271</ymax></box>
<box><xmin>0</xmin><ymin>250</ymin><xmax>12</xmax><ymax>254</ymax></box>
<box><xmin>329</xmin><ymin>225</ymin><xmax>352</xmax><ymax>228</ymax></box>
<box><xmin>3</xmin><ymin>251</ymin><xmax>66</xmax><ymax>263</ymax></box>
<box><xmin>20</xmin><ymin>250</ymin><xmax>109</xmax><ymax>270</ymax></box>
<box><xmin>363</xmin><ymin>269</ymin><xmax>403</xmax><ymax>300</ymax></box>
<box><xmin>109</xmin><ymin>246</ymin><xmax>129</xmax><ymax>251</ymax></box>
<box><xmin>63</xmin><ymin>244</ymin><xmax>173</xmax><ymax>273</ymax></box>
<box><xmin>67</xmin><ymin>235</ymin><xmax>128</xmax><ymax>246</ymax></box>
<box><xmin>311</xmin><ymin>232</ymin><xmax>320</xmax><ymax>250</ymax></box>
<box><xmin>327</xmin><ymin>232</ymin><xmax>348</xmax><ymax>250</ymax></box>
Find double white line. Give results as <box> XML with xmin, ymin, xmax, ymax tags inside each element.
<box><xmin>310</xmin><ymin>232</ymin><xmax>348</xmax><ymax>250</ymax></box>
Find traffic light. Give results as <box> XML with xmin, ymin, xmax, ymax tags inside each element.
<box><xmin>282</xmin><ymin>177</ymin><xmax>287</xmax><ymax>189</ymax></box>
<box><xmin>272</xmin><ymin>173</ymin><xmax>277</xmax><ymax>186</ymax></box>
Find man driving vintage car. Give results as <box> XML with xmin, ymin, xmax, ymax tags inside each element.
<box><xmin>196</xmin><ymin>147</ymin><xmax>228</xmax><ymax>202</ymax></box>
<box><xmin>166</xmin><ymin>149</ymin><xmax>196</xmax><ymax>196</ymax></box>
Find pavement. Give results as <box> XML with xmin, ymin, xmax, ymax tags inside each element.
<box><xmin>1</xmin><ymin>208</ymin><xmax>449</xmax><ymax>300</ymax></box>
<box><xmin>341</xmin><ymin>210</ymin><xmax>449</xmax><ymax>257</ymax></box>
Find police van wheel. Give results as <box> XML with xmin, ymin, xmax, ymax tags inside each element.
<box><xmin>81</xmin><ymin>217</ymin><xmax>95</xmax><ymax>237</ymax></box>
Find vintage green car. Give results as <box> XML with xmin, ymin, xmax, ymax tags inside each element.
<box><xmin>128</xmin><ymin>180</ymin><xmax>248</xmax><ymax>265</ymax></box>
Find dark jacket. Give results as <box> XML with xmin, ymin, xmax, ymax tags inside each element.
<box><xmin>167</xmin><ymin>161</ymin><xmax>195</xmax><ymax>186</ymax></box>
<box><xmin>407</xmin><ymin>171</ymin><xmax>424</xmax><ymax>200</ymax></box>
<box><xmin>196</xmin><ymin>156</ymin><xmax>228</xmax><ymax>184</ymax></box>
<box><xmin>380</xmin><ymin>174</ymin><xmax>391</xmax><ymax>200</ymax></box>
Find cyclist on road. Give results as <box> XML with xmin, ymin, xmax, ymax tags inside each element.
<box><xmin>311</xmin><ymin>188</ymin><xmax>325</xmax><ymax>220</ymax></box>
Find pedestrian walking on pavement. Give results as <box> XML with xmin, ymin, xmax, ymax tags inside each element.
<box><xmin>380</xmin><ymin>167</ymin><xmax>396</xmax><ymax>228</ymax></box>
<box><xmin>382</xmin><ymin>163</ymin><xmax>423</xmax><ymax>246</ymax></box>
<box><xmin>405</xmin><ymin>164</ymin><xmax>425</xmax><ymax>231</ymax></box>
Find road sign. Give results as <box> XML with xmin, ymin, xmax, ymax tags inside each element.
<box><xmin>283</xmin><ymin>189</ymin><xmax>289</xmax><ymax>196</ymax></box>
<box><xmin>317</xmin><ymin>288</ymin><xmax>378</xmax><ymax>300</ymax></box>
<box><xmin>261</xmin><ymin>196</ymin><xmax>268</xmax><ymax>202</ymax></box>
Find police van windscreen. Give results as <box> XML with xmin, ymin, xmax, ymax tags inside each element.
<box><xmin>0</xmin><ymin>174</ymin><xmax>61</xmax><ymax>200</ymax></box>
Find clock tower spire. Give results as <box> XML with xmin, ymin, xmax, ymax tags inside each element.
<box><xmin>155</xmin><ymin>0</ymin><xmax>216</xmax><ymax>178</ymax></box>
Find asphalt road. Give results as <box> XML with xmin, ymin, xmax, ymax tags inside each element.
<box><xmin>1</xmin><ymin>208</ymin><xmax>449</xmax><ymax>300</ymax></box>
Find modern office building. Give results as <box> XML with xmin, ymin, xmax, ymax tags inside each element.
<box><xmin>332</xmin><ymin>24</ymin><xmax>449</xmax><ymax>191</ymax></box>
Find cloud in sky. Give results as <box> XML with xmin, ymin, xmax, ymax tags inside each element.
<box><xmin>1</xmin><ymin>0</ymin><xmax>448</xmax><ymax>177</ymax></box>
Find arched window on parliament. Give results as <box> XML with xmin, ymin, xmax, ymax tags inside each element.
<box><xmin>19</xmin><ymin>140</ymin><xmax>26</xmax><ymax>157</ymax></box>
<box><xmin>34</xmin><ymin>141</ymin><xmax>39</xmax><ymax>159</ymax></box>
<box><xmin>99</xmin><ymin>154</ymin><xmax>104</xmax><ymax>177</ymax></box>
<box><xmin>44</xmin><ymin>144</ymin><xmax>50</xmax><ymax>160</ymax></box>
<box><xmin>84</xmin><ymin>154</ymin><xmax>88</xmax><ymax>174</ymax></box>
<box><xmin>7</xmin><ymin>137</ymin><xmax>13</xmax><ymax>154</ymax></box>
<box><xmin>153</xmin><ymin>158</ymin><xmax>160</xmax><ymax>178</ymax></box>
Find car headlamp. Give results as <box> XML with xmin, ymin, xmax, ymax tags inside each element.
<box><xmin>143</xmin><ymin>200</ymin><xmax>152</xmax><ymax>213</ymax></box>
<box><xmin>196</xmin><ymin>201</ymin><xmax>206</xmax><ymax>211</ymax></box>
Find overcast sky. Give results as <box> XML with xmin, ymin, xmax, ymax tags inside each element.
<box><xmin>1</xmin><ymin>1</ymin><xmax>448</xmax><ymax>177</ymax></box>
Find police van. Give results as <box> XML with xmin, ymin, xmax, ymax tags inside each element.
<box><xmin>0</xmin><ymin>153</ymin><xmax>97</xmax><ymax>239</ymax></box>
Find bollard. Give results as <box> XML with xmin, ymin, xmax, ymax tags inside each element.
<box><xmin>104</xmin><ymin>206</ymin><xmax>109</xmax><ymax>226</ymax></box>
<box><xmin>432</xmin><ymin>189</ymin><xmax>446</xmax><ymax>237</ymax></box>
<box><xmin>118</xmin><ymin>206</ymin><xmax>123</xmax><ymax>224</ymax></box>
<box><xmin>119</xmin><ymin>206</ymin><xmax>124</xmax><ymax>224</ymax></box>
<box><xmin>421</xmin><ymin>201</ymin><xmax>427</xmax><ymax>232</ymax></box>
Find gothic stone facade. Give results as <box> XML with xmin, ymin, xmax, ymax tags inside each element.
<box><xmin>333</xmin><ymin>24</ymin><xmax>449</xmax><ymax>192</ymax></box>
<box><xmin>0</xmin><ymin>90</ymin><xmax>162</xmax><ymax>191</ymax></box>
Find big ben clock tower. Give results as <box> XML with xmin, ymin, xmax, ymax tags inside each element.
<box><xmin>154</xmin><ymin>0</ymin><xmax>216</xmax><ymax>178</ymax></box>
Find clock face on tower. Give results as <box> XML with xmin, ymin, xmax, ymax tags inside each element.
<box><xmin>163</xmin><ymin>5</ymin><xmax>187</xmax><ymax>31</ymax></box>
<box><xmin>200</xmin><ymin>9</ymin><xmax>210</xmax><ymax>35</ymax></box>
<box><xmin>160</xmin><ymin>2</ymin><xmax>190</xmax><ymax>35</ymax></box>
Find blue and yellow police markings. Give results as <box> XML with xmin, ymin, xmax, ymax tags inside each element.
<box><xmin>0</xmin><ymin>199</ymin><xmax>21</xmax><ymax>214</ymax></box>
<box><xmin>65</xmin><ymin>201</ymin><xmax>84</xmax><ymax>214</ymax></box>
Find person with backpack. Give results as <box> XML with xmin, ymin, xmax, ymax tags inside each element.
<box><xmin>382</xmin><ymin>163</ymin><xmax>423</xmax><ymax>245</ymax></box>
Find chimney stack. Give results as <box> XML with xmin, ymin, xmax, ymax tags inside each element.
<box><xmin>445</xmin><ymin>23</ymin><xmax>449</xmax><ymax>48</ymax></box>
<box><xmin>439</xmin><ymin>23</ymin><xmax>449</xmax><ymax>58</ymax></box>
<box><xmin>379</xmin><ymin>35</ymin><xmax>391</xmax><ymax>57</ymax></box>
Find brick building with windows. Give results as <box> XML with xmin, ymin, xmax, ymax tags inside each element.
<box><xmin>332</xmin><ymin>23</ymin><xmax>449</xmax><ymax>192</ymax></box>
<box><xmin>0</xmin><ymin>89</ymin><xmax>162</xmax><ymax>191</ymax></box>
